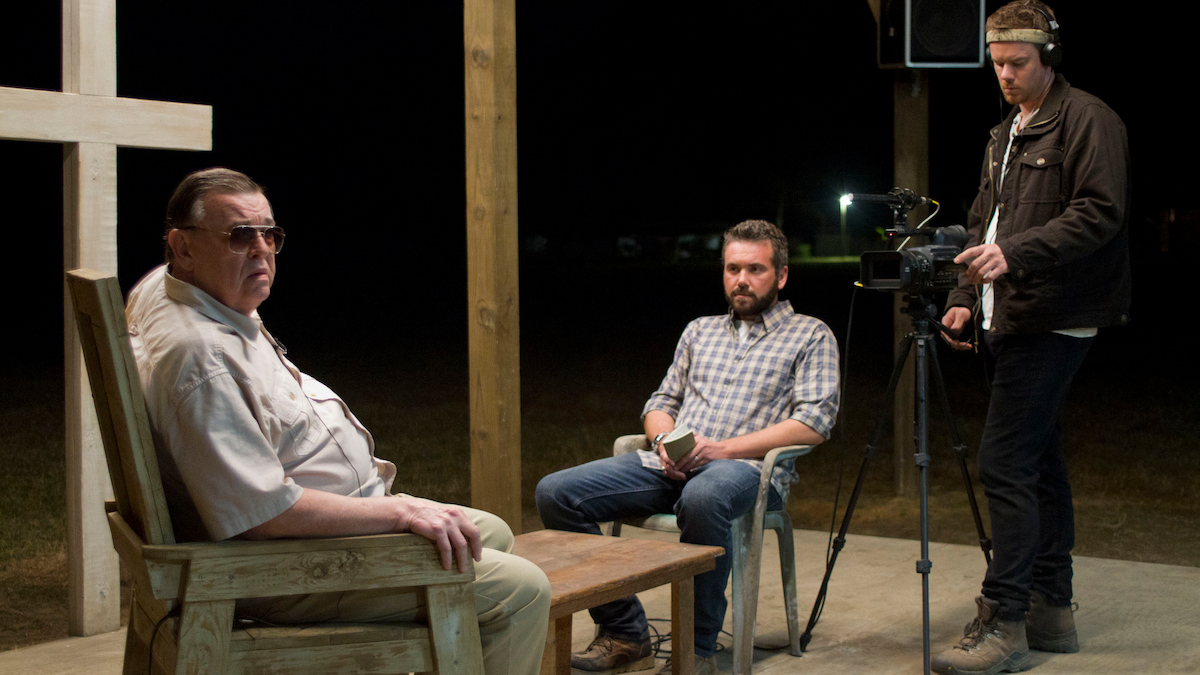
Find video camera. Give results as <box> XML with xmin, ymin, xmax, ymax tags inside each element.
<box><xmin>849</xmin><ymin>189</ymin><xmax>970</xmax><ymax>294</ymax></box>
<box><xmin>860</xmin><ymin>225</ymin><xmax>969</xmax><ymax>293</ymax></box>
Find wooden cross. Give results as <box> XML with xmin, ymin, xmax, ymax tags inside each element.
<box><xmin>0</xmin><ymin>0</ymin><xmax>211</xmax><ymax>635</ymax></box>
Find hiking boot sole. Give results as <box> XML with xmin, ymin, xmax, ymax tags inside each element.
<box><xmin>932</xmin><ymin>650</ymin><xmax>1031</xmax><ymax>675</ymax></box>
<box><xmin>571</xmin><ymin>654</ymin><xmax>656</xmax><ymax>675</ymax></box>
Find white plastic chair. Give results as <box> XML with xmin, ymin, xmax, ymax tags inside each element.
<box><xmin>607</xmin><ymin>434</ymin><xmax>813</xmax><ymax>674</ymax></box>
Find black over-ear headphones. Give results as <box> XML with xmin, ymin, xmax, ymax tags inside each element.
<box><xmin>985</xmin><ymin>3</ymin><xmax>1063</xmax><ymax>67</ymax></box>
<box><xmin>1032</xmin><ymin>5</ymin><xmax>1062</xmax><ymax>66</ymax></box>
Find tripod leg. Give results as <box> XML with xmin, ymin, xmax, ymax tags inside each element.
<box><xmin>799</xmin><ymin>333</ymin><xmax>915</xmax><ymax>652</ymax></box>
<box><xmin>928</xmin><ymin>342</ymin><xmax>993</xmax><ymax>564</ymax></box>
<box><xmin>915</xmin><ymin>329</ymin><xmax>934</xmax><ymax>675</ymax></box>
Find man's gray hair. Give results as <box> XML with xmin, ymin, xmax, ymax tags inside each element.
<box><xmin>722</xmin><ymin>220</ymin><xmax>789</xmax><ymax>272</ymax></box>
<box><xmin>163</xmin><ymin>167</ymin><xmax>265</xmax><ymax>264</ymax></box>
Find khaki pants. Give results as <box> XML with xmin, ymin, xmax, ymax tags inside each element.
<box><xmin>238</xmin><ymin>506</ymin><xmax>551</xmax><ymax>675</ymax></box>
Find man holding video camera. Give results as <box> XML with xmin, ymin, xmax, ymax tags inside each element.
<box><xmin>937</xmin><ymin>2</ymin><xmax>1131</xmax><ymax>673</ymax></box>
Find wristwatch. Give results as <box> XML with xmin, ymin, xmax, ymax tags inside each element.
<box><xmin>652</xmin><ymin>432</ymin><xmax>668</xmax><ymax>450</ymax></box>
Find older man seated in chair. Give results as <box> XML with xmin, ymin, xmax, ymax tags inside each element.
<box><xmin>536</xmin><ymin>220</ymin><xmax>840</xmax><ymax>675</ymax></box>
<box><xmin>126</xmin><ymin>167</ymin><xmax>550</xmax><ymax>675</ymax></box>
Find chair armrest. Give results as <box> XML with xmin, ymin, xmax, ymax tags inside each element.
<box><xmin>143</xmin><ymin>531</ymin><xmax>462</xmax><ymax>561</ymax></box>
<box><xmin>613</xmin><ymin>434</ymin><xmax>648</xmax><ymax>457</ymax></box>
<box><xmin>180</xmin><ymin>533</ymin><xmax>474</xmax><ymax>602</ymax></box>
<box><xmin>110</xmin><ymin>511</ymin><xmax>474</xmax><ymax>603</ymax></box>
<box><xmin>760</xmin><ymin>444</ymin><xmax>815</xmax><ymax>479</ymax></box>
<box><xmin>753</xmin><ymin>444</ymin><xmax>816</xmax><ymax>529</ymax></box>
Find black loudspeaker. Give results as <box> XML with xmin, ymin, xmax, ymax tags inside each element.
<box><xmin>878</xmin><ymin>0</ymin><xmax>985</xmax><ymax>69</ymax></box>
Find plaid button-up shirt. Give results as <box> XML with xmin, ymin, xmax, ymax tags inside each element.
<box><xmin>639</xmin><ymin>299</ymin><xmax>840</xmax><ymax>498</ymax></box>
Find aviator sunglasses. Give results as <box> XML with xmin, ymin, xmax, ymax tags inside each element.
<box><xmin>179</xmin><ymin>224</ymin><xmax>286</xmax><ymax>254</ymax></box>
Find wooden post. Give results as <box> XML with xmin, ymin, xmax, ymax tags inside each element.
<box><xmin>1</xmin><ymin>0</ymin><xmax>211</xmax><ymax>636</ymax></box>
<box><xmin>892</xmin><ymin>69</ymin><xmax>929</xmax><ymax>497</ymax></box>
<box><xmin>62</xmin><ymin>141</ymin><xmax>121</xmax><ymax>635</ymax></box>
<box><xmin>62</xmin><ymin>0</ymin><xmax>121</xmax><ymax>635</ymax></box>
<box><xmin>464</xmin><ymin>0</ymin><xmax>522</xmax><ymax>531</ymax></box>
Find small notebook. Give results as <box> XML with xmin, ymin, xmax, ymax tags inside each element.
<box><xmin>662</xmin><ymin>424</ymin><xmax>696</xmax><ymax>462</ymax></box>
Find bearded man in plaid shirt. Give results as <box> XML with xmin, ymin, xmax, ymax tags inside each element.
<box><xmin>537</xmin><ymin>220</ymin><xmax>840</xmax><ymax>675</ymax></box>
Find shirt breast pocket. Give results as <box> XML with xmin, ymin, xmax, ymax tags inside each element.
<box><xmin>743</xmin><ymin>351</ymin><xmax>796</xmax><ymax>401</ymax></box>
<box><xmin>270</xmin><ymin>379</ymin><xmax>318</xmax><ymax>461</ymax></box>
<box><xmin>1017</xmin><ymin>146</ymin><xmax>1064</xmax><ymax>204</ymax></box>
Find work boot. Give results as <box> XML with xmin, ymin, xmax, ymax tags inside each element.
<box><xmin>931</xmin><ymin>596</ymin><xmax>1031</xmax><ymax>675</ymax></box>
<box><xmin>655</xmin><ymin>653</ymin><xmax>718</xmax><ymax>675</ymax></box>
<box><xmin>571</xmin><ymin>634</ymin><xmax>654</xmax><ymax>673</ymax></box>
<box><xmin>1026</xmin><ymin>591</ymin><xmax>1079</xmax><ymax>653</ymax></box>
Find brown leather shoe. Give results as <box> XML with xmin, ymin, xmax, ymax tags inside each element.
<box><xmin>571</xmin><ymin>634</ymin><xmax>654</xmax><ymax>673</ymax></box>
<box><xmin>1026</xmin><ymin>591</ymin><xmax>1079</xmax><ymax>653</ymax></box>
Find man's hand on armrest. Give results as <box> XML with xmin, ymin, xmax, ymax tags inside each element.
<box><xmin>237</xmin><ymin>490</ymin><xmax>482</xmax><ymax>573</ymax></box>
<box><xmin>392</xmin><ymin>496</ymin><xmax>483</xmax><ymax>573</ymax></box>
<box><xmin>673</xmin><ymin>419</ymin><xmax>824</xmax><ymax>474</ymax></box>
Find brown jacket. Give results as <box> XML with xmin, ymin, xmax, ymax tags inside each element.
<box><xmin>947</xmin><ymin>74</ymin><xmax>1132</xmax><ymax>334</ymax></box>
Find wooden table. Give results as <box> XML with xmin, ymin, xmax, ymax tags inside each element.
<box><xmin>512</xmin><ymin>530</ymin><xmax>724</xmax><ymax>675</ymax></box>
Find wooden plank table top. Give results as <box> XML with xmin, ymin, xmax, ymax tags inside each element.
<box><xmin>513</xmin><ymin>530</ymin><xmax>723</xmax><ymax>675</ymax></box>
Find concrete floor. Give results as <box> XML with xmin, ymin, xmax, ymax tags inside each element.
<box><xmin>2</xmin><ymin>527</ymin><xmax>1197</xmax><ymax>675</ymax></box>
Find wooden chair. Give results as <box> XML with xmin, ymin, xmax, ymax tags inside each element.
<box><xmin>66</xmin><ymin>268</ymin><xmax>486</xmax><ymax>675</ymax></box>
<box><xmin>607</xmin><ymin>434</ymin><xmax>813</xmax><ymax>675</ymax></box>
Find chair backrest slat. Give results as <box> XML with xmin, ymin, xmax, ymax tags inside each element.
<box><xmin>68</xmin><ymin>269</ymin><xmax>175</xmax><ymax>545</ymax></box>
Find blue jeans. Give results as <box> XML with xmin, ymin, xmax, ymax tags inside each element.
<box><xmin>535</xmin><ymin>452</ymin><xmax>781</xmax><ymax>658</ymax></box>
<box><xmin>978</xmin><ymin>331</ymin><xmax>1092</xmax><ymax>621</ymax></box>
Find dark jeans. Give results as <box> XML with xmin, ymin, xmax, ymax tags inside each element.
<box><xmin>978</xmin><ymin>330</ymin><xmax>1092</xmax><ymax>621</ymax></box>
<box><xmin>535</xmin><ymin>452</ymin><xmax>782</xmax><ymax>658</ymax></box>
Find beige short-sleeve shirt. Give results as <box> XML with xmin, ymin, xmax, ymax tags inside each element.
<box><xmin>126</xmin><ymin>265</ymin><xmax>397</xmax><ymax>540</ymax></box>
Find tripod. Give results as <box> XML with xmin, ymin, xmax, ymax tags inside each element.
<box><xmin>798</xmin><ymin>293</ymin><xmax>993</xmax><ymax>674</ymax></box>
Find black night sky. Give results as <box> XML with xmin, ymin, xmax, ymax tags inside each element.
<box><xmin>1</xmin><ymin>1</ymin><xmax>1195</xmax><ymax>390</ymax></box>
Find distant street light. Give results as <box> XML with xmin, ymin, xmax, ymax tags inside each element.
<box><xmin>839</xmin><ymin>194</ymin><xmax>851</xmax><ymax>256</ymax></box>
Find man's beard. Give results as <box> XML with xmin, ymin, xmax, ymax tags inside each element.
<box><xmin>726</xmin><ymin>283</ymin><xmax>778</xmax><ymax>318</ymax></box>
